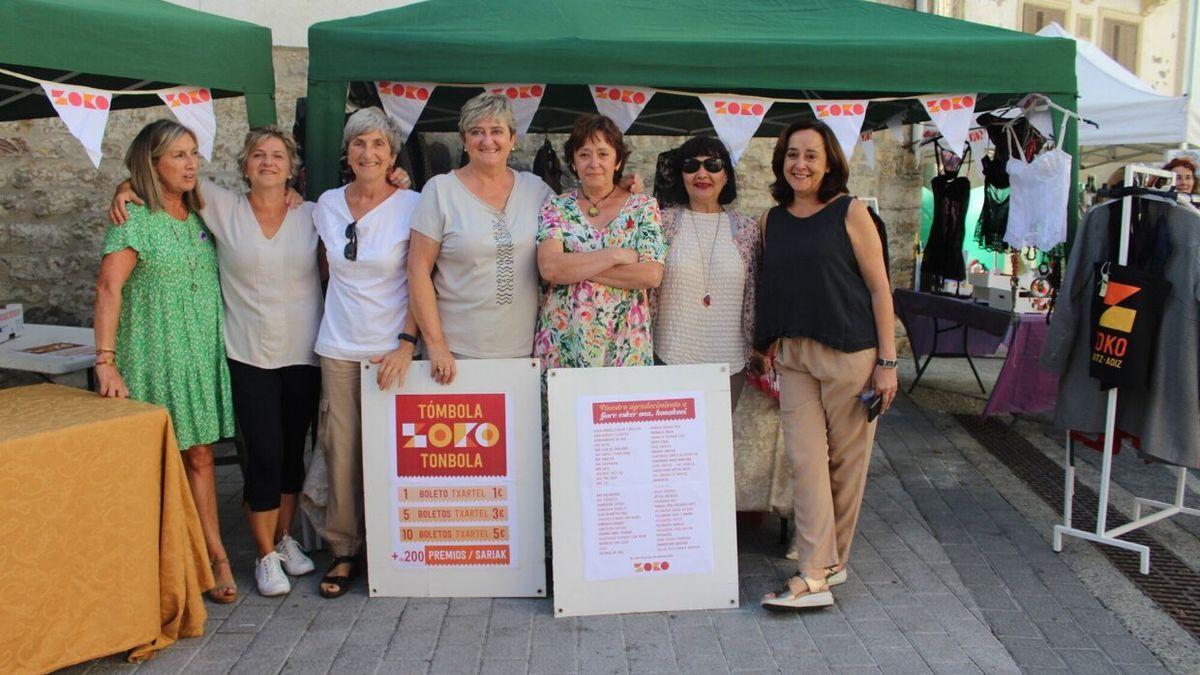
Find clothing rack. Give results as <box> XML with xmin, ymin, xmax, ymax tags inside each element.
<box><xmin>1052</xmin><ymin>165</ymin><xmax>1199</xmax><ymax>574</ymax></box>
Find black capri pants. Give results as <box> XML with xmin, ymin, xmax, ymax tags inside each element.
<box><xmin>227</xmin><ymin>359</ymin><xmax>321</xmax><ymax>512</ymax></box>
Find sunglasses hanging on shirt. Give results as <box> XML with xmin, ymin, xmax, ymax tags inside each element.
<box><xmin>344</xmin><ymin>221</ymin><xmax>358</xmax><ymax>261</ymax></box>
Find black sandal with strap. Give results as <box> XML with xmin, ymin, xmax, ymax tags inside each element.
<box><xmin>319</xmin><ymin>555</ymin><xmax>361</xmax><ymax>599</ymax></box>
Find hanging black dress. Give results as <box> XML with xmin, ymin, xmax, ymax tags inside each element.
<box><xmin>921</xmin><ymin>168</ymin><xmax>971</xmax><ymax>289</ymax></box>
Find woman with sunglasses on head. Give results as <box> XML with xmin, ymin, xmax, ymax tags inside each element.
<box><xmin>756</xmin><ymin>120</ymin><xmax>896</xmax><ymax>611</ymax></box>
<box><xmin>653</xmin><ymin>137</ymin><xmax>759</xmax><ymax>411</ymax></box>
<box><xmin>312</xmin><ymin>107</ymin><xmax>422</xmax><ymax>598</ymax></box>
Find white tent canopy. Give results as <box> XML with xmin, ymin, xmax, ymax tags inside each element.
<box><xmin>1037</xmin><ymin>22</ymin><xmax>1197</xmax><ymax>149</ymax></box>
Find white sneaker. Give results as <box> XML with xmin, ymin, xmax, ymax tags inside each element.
<box><xmin>275</xmin><ymin>534</ymin><xmax>315</xmax><ymax>576</ymax></box>
<box><xmin>255</xmin><ymin>551</ymin><xmax>291</xmax><ymax>597</ymax></box>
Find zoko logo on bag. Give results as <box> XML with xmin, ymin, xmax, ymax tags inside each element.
<box><xmin>590</xmin><ymin>85</ymin><xmax>654</xmax><ymax>132</ymax></box>
<box><xmin>396</xmin><ymin>394</ymin><xmax>506</xmax><ymax>477</ymax></box>
<box><xmin>158</xmin><ymin>86</ymin><xmax>216</xmax><ymax>160</ymax></box>
<box><xmin>377</xmin><ymin>82</ymin><xmax>436</xmax><ymax>142</ymax></box>
<box><xmin>1088</xmin><ymin>264</ymin><xmax>1171</xmax><ymax>389</ymax></box>
<box><xmin>920</xmin><ymin>94</ymin><xmax>977</xmax><ymax>157</ymax></box>
<box><xmin>809</xmin><ymin>100</ymin><xmax>869</xmax><ymax>158</ymax></box>
<box><xmin>485</xmin><ymin>83</ymin><xmax>545</xmax><ymax>137</ymax></box>
<box><xmin>41</xmin><ymin>82</ymin><xmax>112</xmax><ymax>168</ymax></box>
<box><xmin>699</xmin><ymin>95</ymin><xmax>773</xmax><ymax>164</ymax></box>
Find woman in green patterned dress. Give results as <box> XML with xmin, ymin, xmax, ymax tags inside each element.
<box><xmin>93</xmin><ymin>119</ymin><xmax>238</xmax><ymax>603</ymax></box>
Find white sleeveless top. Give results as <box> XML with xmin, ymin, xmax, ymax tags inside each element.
<box><xmin>1004</xmin><ymin>119</ymin><xmax>1071</xmax><ymax>251</ymax></box>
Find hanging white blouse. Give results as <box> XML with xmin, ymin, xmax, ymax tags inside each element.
<box><xmin>1004</xmin><ymin>118</ymin><xmax>1071</xmax><ymax>251</ymax></box>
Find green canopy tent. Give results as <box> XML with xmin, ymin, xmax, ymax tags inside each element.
<box><xmin>306</xmin><ymin>0</ymin><xmax>1078</xmax><ymax>212</ymax></box>
<box><xmin>0</xmin><ymin>0</ymin><xmax>276</xmax><ymax>127</ymax></box>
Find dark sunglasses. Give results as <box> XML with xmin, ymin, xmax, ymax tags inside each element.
<box><xmin>681</xmin><ymin>157</ymin><xmax>725</xmax><ymax>174</ymax></box>
<box><xmin>343</xmin><ymin>221</ymin><xmax>358</xmax><ymax>261</ymax></box>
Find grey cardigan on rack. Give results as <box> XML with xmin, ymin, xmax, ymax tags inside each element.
<box><xmin>1039</xmin><ymin>195</ymin><xmax>1200</xmax><ymax>469</ymax></box>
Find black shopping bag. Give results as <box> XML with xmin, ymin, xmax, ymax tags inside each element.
<box><xmin>1088</xmin><ymin>263</ymin><xmax>1171</xmax><ymax>389</ymax></box>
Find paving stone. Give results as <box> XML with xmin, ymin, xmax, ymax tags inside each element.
<box><xmin>385</xmin><ymin>630</ymin><xmax>439</xmax><ymax>661</ymax></box>
<box><xmin>480</xmin><ymin>659</ymin><xmax>529</xmax><ymax>675</ymax></box>
<box><xmin>998</xmin><ymin>638</ymin><xmax>1066</xmax><ymax>669</ymax></box>
<box><xmin>980</xmin><ymin>609</ymin><xmax>1041</xmax><ymax>638</ymax></box>
<box><xmin>814</xmin><ymin>634</ymin><xmax>875</xmax><ymax>667</ymax></box>
<box><xmin>853</xmin><ymin>620</ymin><xmax>913</xmax><ymax>651</ymax></box>
<box><xmin>961</xmin><ymin>645</ymin><xmax>1021</xmax><ymax>673</ymax></box>
<box><xmin>194</xmin><ymin>632</ymin><xmax>256</xmax><ymax>664</ymax></box>
<box><xmin>374</xmin><ymin>659</ymin><xmax>431</xmax><ymax>675</ymax></box>
<box><xmin>527</xmin><ymin>640</ymin><xmax>578</xmax><ymax>674</ymax></box>
<box><xmin>867</xmin><ymin>647</ymin><xmax>931</xmax><ymax>673</ymax></box>
<box><xmin>1056</xmin><ymin>648</ymin><xmax>1122</xmax><ymax>674</ymax></box>
<box><xmin>710</xmin><ymin>610</ymin><xmax>763</xmax><ymax>640</ymax></box>
<box><xmin>716</xmin><ymin>635</ymin><xmax>776</xmax><ymax>671</ymax></box>
<box><xmin>331</xmin><ymin>655</ymin><xmax>383</xmax><ymax>674</ymax></box>
<box><xmin>484</xmin><ymin>621</ymin><xmax>533</xmax><ymax>660</ymax></box>
<box><xmin>579</xmin><ymin>655</ymin><xmax>629</xmax><ymax>675</ymax></box>
<box><xmin>907</xmin><ymin>633</ymin><xmax>970</xmax><ymax>664</ymax></box>
<box><xmin>1093</xmin><ymin>633</ymin><xmax>1162</xmax><ymax>665</ymax></box>
<box><xmin>1036</xmin><ymin>621</ymin><xmax>1096</xmax><ymax>650</ymax></box>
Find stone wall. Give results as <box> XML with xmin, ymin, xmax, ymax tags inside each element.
<box><xmin>0</xmin><ymin>46</ymin><xmax>920</xmax><ymax>348</ymax></box>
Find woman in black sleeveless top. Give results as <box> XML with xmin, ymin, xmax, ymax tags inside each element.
<box><xmin>755</xmin><ymin>120</ymin><xmax>897</xmax><ymax>611</ymax></box>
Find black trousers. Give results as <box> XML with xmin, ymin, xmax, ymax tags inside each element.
<box><xmin>227</xmin><ymin>359</ymin><xmax>320</xmax><ymax>512</ymax></box>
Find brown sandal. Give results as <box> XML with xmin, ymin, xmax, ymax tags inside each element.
<box><xmin>208</xmin><ymin>557</ymin><xmax>238</xmax><ymax>604</ymax></box>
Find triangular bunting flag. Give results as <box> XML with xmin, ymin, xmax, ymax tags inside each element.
<box><xmin>485</xmin><ymin>83</ymin><xmax>546</xmax><ymax>138</ymax></box>
<box><xmin>590</xmin><ymin>85</ymin><xmax>654</xmax><ymax>133</ymax></box>
<box><xmin>809</xmin><ymin>100</ymin><xmax>868</xmax><ymax>158</ymax></box>
<box><xmin>859</xmin><ymin>131</ymin><xmax>876</xmax><ymax>170</ymax></box>
<box><xmin>159</xmin><ymin>86</ymin><xmax>217</xmax><ymax>160</ymax></box>
<box><xmin>377</xmin><ymin>81</ymin><xmax>436</xmax><ymax>142</ymax></box>
<box><xmin>886</xmin><ymin>113</ymin><xmax>906</xmax><ymax>144</ymax></box>
<box><xmin>919</xmin><ymin>94</ymin><xmax>977</xmax><ymax>157</ymax></box>
<box><xmin>41</xmin><ymin>82</ymin><xmax>112</xmax><ymax>168</ymax></box>
<box><xmin>699</xmin><ymin>95</ymin><xmax>773</xmax><ymax>164</ymax></box>
<box><xmin>967</xmin><ymin>127</ymin><xmax>988</xmax><ymax>173</ymax></box>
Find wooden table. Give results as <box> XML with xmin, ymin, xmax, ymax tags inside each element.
<box><xmin>0</xmin><ymin>384</ymin><xmax>213</xmax><ymax>672</ymax></box>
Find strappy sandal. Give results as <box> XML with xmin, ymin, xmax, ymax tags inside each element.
<box><xmin>761</xmin><ymin>574</ymin><xmax>833</xmax><ymax>611</ymax></box>
<box><xmin>208</xmin><ymin>557</ymin><xmax>238</xmax><ymax>604</ymax></box>
<box><xmin>319</xmin><ymin>555</ymin><xmax>362</xmax><ymax>599</ymax></box>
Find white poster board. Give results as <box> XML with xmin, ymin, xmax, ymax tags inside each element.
<box><xmin>361</xmin><ymin>359</ymin><xmax>545</xmax><ymax>597</ymax></box>
<box><xmin>548</xmin><ymin>364</ymin><xmax>739</xmax><ymax>617</ymax></box>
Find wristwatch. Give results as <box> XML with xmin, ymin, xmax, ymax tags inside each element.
<box><xmin>876</xmin><ymin>357</ymin><xmax>898</xmax><ymax>369</ymax></box>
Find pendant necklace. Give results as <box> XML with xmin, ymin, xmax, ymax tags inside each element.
<box><xmin>580</xmin><ymin>184</ymin><xmax>617</xmax><ymax>218</ymax></box>
<box><xmin>170</xmin><ymin>213</ymin><xmax>201</xmax><ymax>293</ymax></box>
<box><xmin>689</xmin><ymin>209</ymin><xmax>723</xmax><ymax>307</ymax></box>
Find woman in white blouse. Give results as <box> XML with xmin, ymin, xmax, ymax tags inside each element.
<box><xmin>407</xmin><ymin>93</ymin><xmax>554</xmax><ymax>383</ymax></box>
<box><xmin>312</xmin><ymin>107</ymin><xmax>421</xmax><ymax>599</ymax></box>
<box><xmin>110</xmin><ymin>127</ymin><xmax>326</xmax><ymax>599</ymax></box>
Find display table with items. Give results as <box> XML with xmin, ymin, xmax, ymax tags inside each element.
<box><xmin>0</xmin><ymin>384</ymin><xmax>213</xmax><ymax>672</ymax></box>
<box><xmin>0</xmin><ymin>322</ymin><xmax>96</xmax><ymax>386</ymax></box>
<box><xmin>893</xmin><ymin>288</ymin><xmax>1013</xmax><ymax>393</ymax></box>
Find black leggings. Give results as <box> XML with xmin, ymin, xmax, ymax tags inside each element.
<box><xmin>227</xmin><ymin>359</ymin><xmax>320</xmax><ymax>512</ymax></box>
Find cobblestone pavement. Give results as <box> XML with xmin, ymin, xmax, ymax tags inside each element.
<box><xmin>61</xmin><ymin>393</ymin><xmax>1184</xmax><ymax>674</ymax></box>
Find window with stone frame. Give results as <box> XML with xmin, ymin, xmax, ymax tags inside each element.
<box><xmin>1022</xmin><ymin>3</ymin><xmax>1067</xmax><ymax>33</ymax></box>
<box><xmin>1101</xmin><ymin>18</ymin><xmax>1140</xmax><ymax>73</ymax></box>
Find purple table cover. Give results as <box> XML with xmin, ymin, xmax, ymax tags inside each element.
<box><xmin>983</xmin><ymin>313</ymin><xmax>1060</xmax><ymax>418</ymax></box>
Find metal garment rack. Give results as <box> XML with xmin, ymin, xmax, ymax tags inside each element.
<box><xmin>1053</xmin><ymin>165</ymin><xmax>1199</xmax><ymax>574</ymax></box>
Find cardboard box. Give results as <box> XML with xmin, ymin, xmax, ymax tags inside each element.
<box><xmin>0</xmin><ymin>303</ymin><xmax>22</xmax><ymax>340</ymax></box>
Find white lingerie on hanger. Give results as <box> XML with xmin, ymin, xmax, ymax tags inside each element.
<box><xmin>1004</xmin><ymin>116</ymin><xmax>1071</xmax><ymax>251</ymax></box>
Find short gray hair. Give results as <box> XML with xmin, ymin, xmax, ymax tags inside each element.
<box><xmin>458</xmin><ymin>92</ymin><xmax>517</xmax><ymax>139</ymax></box>
<box><xmin>342</xmin><ymin>107</ymin><xmax>402</xmax><ymax>157</ymax></box>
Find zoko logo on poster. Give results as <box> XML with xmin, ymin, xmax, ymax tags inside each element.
<box><xmin>809</xmin><ymin>100</ymin><xmax>869</xmax><ymax>158</ymax></box>
<box><xmin>396</xmin><ymin>394</ymin><xmax>506</xmax><ymax>477</ymax></box>
<box><xmin>590</xmin><ymin>85</ymin><xmax>654</xmax><ymax>132</ymax></box>
<box><xmin>919</xmin><ymin>94</ymin><xmax>977</xmax><ymax>157</ymax></box>
<box><xmin>377</xmin><ymin>81</ymin><xmax>436</xmax><ymax>142</ymax></box>
<box><xmin>41</xmin><ymin>82</ymin><xmax>112</xmax><ymax>168</ymax></box>
<box><xmin>485</xmin><ymin>83</ymin><xmax>545</xmax><ymax>137</ymax></box>
<box><xmin>158</xmin><ymin>86</ymin><xmax>216</xmax><ymax>160</ymax></box>
<box><xmin>699</xmin><ymin>95</ymin><xmax>773</xmax><ymax>165</ymax></box>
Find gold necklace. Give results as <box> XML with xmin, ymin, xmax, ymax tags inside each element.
<box><xmin>580</xmin><ymin>184</ymin><xmax>617</xmax><ymax>217</ymax></box>
<box><xmin>169</xmin><ymin>214</ymin><xmax>201</xmax><ymax>293</ymax></box>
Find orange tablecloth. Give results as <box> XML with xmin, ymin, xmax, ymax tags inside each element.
<box><xmin>0</xmin><ymin>384</ymin><xmax>213</xmax><ymax>673</ymax></box>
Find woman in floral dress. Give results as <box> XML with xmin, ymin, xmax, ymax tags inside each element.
<box><xmin>94</xmin><ymin>119</ymin><xmax>238</xmax><ymax>602</ymax></box>
<box><xmin>534</xmin><ymin>115</ymin><xmax>666</xmax><ymax>368</ymax></box>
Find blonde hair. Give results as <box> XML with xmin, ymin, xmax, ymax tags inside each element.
<box><xmin>237</xmin><ymin>126</ymin><xmax>301</xmax><ymax>187</ymax></box>
<box><xmin>124</xmin><ymin>119</ymin><xmax>204</xmax><ymax>213</ymax></box>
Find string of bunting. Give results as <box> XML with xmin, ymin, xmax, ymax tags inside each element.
<box><xmin>0</xmin><ymin>66</ymin><xmax>218</xmax><ymax>167</ymax></box>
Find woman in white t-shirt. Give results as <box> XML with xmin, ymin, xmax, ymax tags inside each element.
<box><xmin>312</xmin><ymin>107</ymin><xmax>421</xmax><ymax>599</ymax></box>
<box><xmin>408</xmin><ymin>93</ymin><xmax>554</xmax><ymax>384</ymax></box>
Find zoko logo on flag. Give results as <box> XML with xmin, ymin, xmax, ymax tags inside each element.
<box><xmin>158</xmin><ymin>87</ymin><xmax>216</xmax><ymax>160</ymax></box>
<box><xmin>377</xmin><ymin>81</ymin><xmax>436</xmax><ymax>142</ymax></box>
<box><xmin>396</xmin><ymin>394</ymin><xmax>507</xmax><ymax>477</ymax></box>
<box><xmin>809</xmin><ymin>100</ymin><xmax>869</xmax><ymax>158</ymax></box>
<box><xmin>859</xmin><ymin>131</ymin><xmax>876</xmax><ymax>169</ymax></box>
<box><xmin>699</xmin><ymin>95</ymin><xmax>773</xmax><ymax>164</ymax></box>
<box><xmin>42</xmin><ymin>82</ymin><xmax>111</xmax><ymax>168</ymax></box>
<box><xmin>967</xmin><ymin>127</ymin><xmax>988</xmax><ymax>172</ymax></box>
<box><xmin>920</xmin><ymin>94</ymin><xmax>977</xmax><ymax>156</ymax></box>
<box><xmin>590</xmin><ymin>85</ymin><xmax>654</xmax><ymax>132</ymax></box>
<box><xmin>485</xmin><ymin>83</ymin><xmax>545</xmax><ymax>137</ymax></box>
